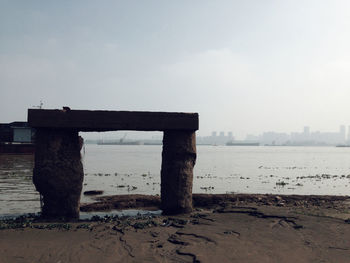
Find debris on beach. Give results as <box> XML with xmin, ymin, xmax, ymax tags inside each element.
<box><xmin>83</xmin><ymin>190</ymin><xmax>104</xmax><ymax>196</ymax></box>
<box><xmin>276</xmin><ymin>181</ymin><xmax>288</xmax><ymax>186</ymax></box>
<box><xmin>200</xmin><ymin>186</ymin><xmax>215</xmax><ymax>191</ymax></box>
<box><xmin>127</xmin><ymin>185</ymin><xmax>138</xmax><ymax>191</ymax></box>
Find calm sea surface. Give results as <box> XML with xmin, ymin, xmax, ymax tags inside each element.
<box><xmin>1</xmin><ymin>145</ymin><xmax>350</xmax><ymax>216</ymax></box>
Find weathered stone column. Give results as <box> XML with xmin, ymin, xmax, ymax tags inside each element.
<box><xmin>161</xmin><ymin>130</ymin><xmax>196</xmax><ymax>214</ymax></box>
<box><xmin>33</xmin><ymin>129</ymin><xmax>84</xmax><ymax>219</ymax></box>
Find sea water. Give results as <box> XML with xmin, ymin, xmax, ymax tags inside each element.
<box><xmin>1</xmin><ymin>145</ymin><xmax>350</xmax><ymax>216</ymax></box>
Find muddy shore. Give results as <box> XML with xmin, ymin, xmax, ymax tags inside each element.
<box><xmin>80</xmin><ymin>193</ymin><xmax>350</xmax><ymax>212</ymax></box>
<box><xmin>1</xmin><ymin>194</ymin><xmax>350</xmax><ymax>263</ymax></box>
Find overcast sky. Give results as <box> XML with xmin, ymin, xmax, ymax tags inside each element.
<box><xmin>1</xmin><ymin>0</ymin><xmax>350</xmax><ymax>138</ymax></box>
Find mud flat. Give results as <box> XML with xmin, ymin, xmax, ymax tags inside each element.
<box><xmin>1</xmin><ymin>194</ymin><xmax>350</xmax><ymax>263</ymax></box>
<box><xmin>80</xmin><ymin>193</ymin><xmax>350</xmax><ymax>212</ymax></box>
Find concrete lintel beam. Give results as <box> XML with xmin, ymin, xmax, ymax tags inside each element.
<box><xmin>28</xmin><ymin>109</ymin><xmax>199</xmax><ymax>131</ymax></box>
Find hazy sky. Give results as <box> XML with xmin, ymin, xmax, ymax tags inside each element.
<box><xmin>1</xmin><ymin>0</ymin><xmax>350</xmax><ymax>138</ymax></box>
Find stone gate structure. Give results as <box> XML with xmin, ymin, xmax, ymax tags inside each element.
<box><xmin>28</xmin><ymin>108</ymin><xmax>198</xmax><ymax>219</ymax></box>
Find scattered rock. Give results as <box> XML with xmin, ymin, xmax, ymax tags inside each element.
<box><xmin>83</xmin><ymin>190</ymin><xmax>104</xmax><ymax>196</ymax></box>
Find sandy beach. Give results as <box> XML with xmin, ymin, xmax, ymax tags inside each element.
<box><xmin>1</xmin><ymin>194</ymin><xmax>350</xmax><ymax>263</ymax></box>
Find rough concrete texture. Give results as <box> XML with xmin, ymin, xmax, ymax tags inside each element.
<box><xmin>161</xmin><ymin>130</ymin><xmax>196</xmax><ymax>214</ymax></box>
<box><xmin>33</xmin><ymin>129</ymin><xmax>84</xmax><ymax>219</ymax></box>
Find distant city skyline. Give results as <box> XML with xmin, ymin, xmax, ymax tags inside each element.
<box><xmin>80</xmin><ymin>124</ymin><xmax>350</xmax><ymax>146</ymax></box>
<box><xmin>197</xmin><ymin>125</ymin><xmax>349</xmax><ymax>146</ymax></box>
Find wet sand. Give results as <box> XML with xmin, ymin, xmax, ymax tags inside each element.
<box><xmin>1</xmin><ymin>194</ymin><xmax>350</xmax><ymax>263</ymax></box>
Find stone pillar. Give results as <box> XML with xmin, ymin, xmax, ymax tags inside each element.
<box><xmin>33</xmin><ymin>129</ymin><xmax>84</xmax><ymax>219</ymax></box>
<box><xmin>161</xmin><ymin>130</ymin><xmax>196</xmax><ymax>214</ymax></box>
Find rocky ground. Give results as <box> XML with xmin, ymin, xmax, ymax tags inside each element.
<box><xmin>1</xmin><ymin>194</ymin><xmax>350</xmax><ymax>263</ymax></box>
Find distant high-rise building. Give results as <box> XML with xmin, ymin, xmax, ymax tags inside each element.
<box><xmin>340</xmin><ymin>125</ymin><xmax>346</xmax><ymax>140</ymax></box>
<box><xmin>303</xmin><ymin>126</ymin><xmax>310</xmax><ymax>135</ymax></box>
<box><xmin>211</xmin><ymin>131</ymin><xmax>217</xmax><ymax>137</ymax></box>
<box><xmin>348</xmin><ymin>126</ymin><xmax>350</xmax><ymax>142</ymax></box>
<box><xmin>219</xmin><ymin>131</ymin><xmax>225</xmax><ymax>137</ymax></box>
<box><xmin>228</xmin><ymin>132</ymin><xmax>233</xmax><ymax>138</ymax></box>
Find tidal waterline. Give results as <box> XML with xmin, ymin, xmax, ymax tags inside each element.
<box><xmin>1</xmin><ymin>145</ymin><xmax>350</xmax><ymax>216</ymax></box>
